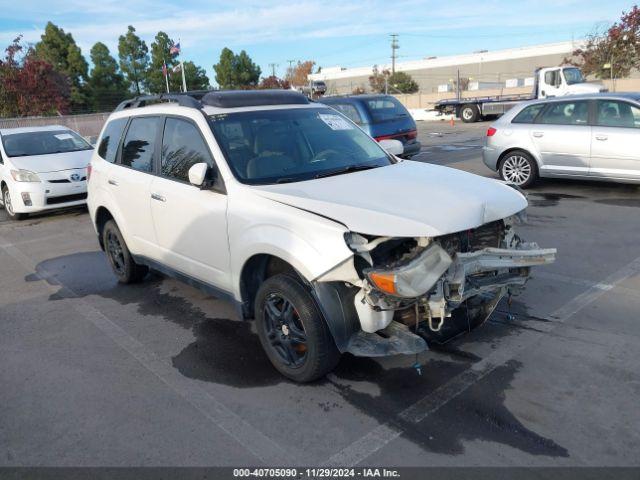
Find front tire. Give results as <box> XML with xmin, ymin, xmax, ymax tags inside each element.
<box><xmin>102</xmin><ymin>220</ymin><xmax>148</xmax><ymax>283</ymax></box>
<box><xmin>499</xmin><ymin>150</ymin><xmax>538</xmax><ymax>188</ymax></box>
<box><xmin>1</xmin><ymin>186</ymin><xmax>27</xmax><ymax>221</ymax></box>
<box><xmin>255</xmin><ymin>274</ymin><xmax>340</xmax><ymax>382</ymax></box>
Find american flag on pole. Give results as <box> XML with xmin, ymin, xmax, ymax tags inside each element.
<box><xmin>169</xmin><ymin>42</ymin><xmax>181</xmax><ymax>55</ymax></box>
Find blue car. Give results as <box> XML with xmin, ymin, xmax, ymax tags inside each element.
<box><xmin>319</xmin><ymin>94</ymin><xmax>421</xmax><ymax>158</ymax></box>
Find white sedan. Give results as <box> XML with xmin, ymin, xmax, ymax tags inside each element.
<box><xmin>0</xmin><ymin>125</ymin><xmax>93</xmax><ymax>220</ymax></box>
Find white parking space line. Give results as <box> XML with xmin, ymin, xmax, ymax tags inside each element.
<box><xmin>0</xmin><ymin>233</ymin><xmax>293</xmax><ymax>466</ymax></box>
<box><xmin>323</xmin><ymin>255</ymin><xmax>640</xmax><ymax>466</ymax></box>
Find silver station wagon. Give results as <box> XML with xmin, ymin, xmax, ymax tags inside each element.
<box><xmin>483</xmin><ymin>93</ymin><xmax>640</xmax><ymax>187</ymax></box>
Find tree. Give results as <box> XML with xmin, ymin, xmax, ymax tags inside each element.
<box><xmin>258</xmin><ymin>75</ymin><xmax>290</xmax><ymax>89</ymax></box>
<box><xmin>0</xmin><ymin>37</ymin><xmax>70</xmax><ymax>117</ymax></box>
<box><xmin>369</xmin><ymin>66</ymin><xmax>419</xmax><ymax>94</ymax></box>
<box><xmin>147</xmin><ymin>31</ymin><xmax>179</xmax><ymax>93</ymax></box>
<box><xmin>182</xmin><ymin>61</ymin><xmax>210</xmax><ymax>90</ymax></box>
<box><xmin>566</xmin><ymin>6</ymin><xmax>640</xmax><ymax>80</ymax></box>
<box><xmin>118</xmin><ymin>25</ymin><xmax>149</xmax><ymax>95</ymax></box>
<box><xmin>213</xmin><ymin>48</ymin><xmax>261</xmax><ymax>89</ymax></box>
<box><xmin>88</xmin><ymin>42</ymin><xmax>129</xmax><ymax>111</ymax></box>
<box><xmin>34</xmin><ymin>22</ymin><xmax>88</xmax><ymax>110</ymax></box>
<box><xmin>286</xmin><ymin>60</ymin><xmax>314</xmax><ymax>87</ymax></box>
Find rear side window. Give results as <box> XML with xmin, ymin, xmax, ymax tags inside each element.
<box><xmin>538</xmin><ymin>101</ymin><xmax>588</xmax><ymax>126</ymax></box>
<box><xmin>121</xmin><ymin>117</ymin><xmax>161</xmax><ymax>172</ymax></box>
<box><xmin>97</xmin><ymin>118</ymin><xmax>127</xmax><ymax>163</ymax></box>
<box><xmin>330</xmin><ymin>104</ymin><xmax>363</xmax><ymax>124</ymax></box>
<box><xmin>595</xmin><ymin>100</ymin><xmax>640</xmax><ymax>129</ymax></box>
<box><xmin>365</xmin><ymin>97</ymin><xmax>409</xmax><ymax>122</ymax></box>
<box><xmin>512</xmin><ymin>104</ymin><xmax>545</xmax><ymax>124</ymax></box>
<box><xmin>161</xmin><ymin>118</ymin><xmax>213</xmax><ymax>182</ymax></box>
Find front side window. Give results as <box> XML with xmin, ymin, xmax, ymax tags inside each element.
<box><xmin>595</xmin><ymin>100</ymin><xmax>640</xmax><ymax>129</ymax></box>
<box><xmin>538</xmin><ymin>101</ymin><xmax>588</xmax><ymax>126</ymax></box>
<box><xmin>209</xmin><ymin>107</ymin><xmax>393</xmax><ymax>185</ymax></box>
<box><xmin>1</xmin><ymin>129</ymin><xmax>92</xmax><ymax>158</ymax></box>
<box><xmin>512</xmin><ymin>104</ymin><xmax>545</xmax><ymax>124</ymax></box>
<box><xmin>544</xmin><ymin>70</ymin><xmax>560</xmax><ymax>87</ymax></box>
<box><xmin>365</xmin><ymin>96</ymin><xmax>410</xmax><ymax>122</ymax></box>
<box><xmin>97</xmin><ymin>118</ymin><xmax>128</xmax><ymax>163</ymax></box>
<box><xmin>161</xmin><ymin>118</ymin><xmax>213</xmax><ymax>181</ymax></box>
<box><xmin>330</xmin><ymin>104</ymin><xmax>363</xmax><ymax>124</ymax></box>
<box><xmin>563</xmin><ymin>68</ymin><xmax>584</xmax><ymax>85</ymax></box>
<box><xmin>120</xmin><ymin>116</ymin><xmax>161</xmax><ymax>172</ymax></box>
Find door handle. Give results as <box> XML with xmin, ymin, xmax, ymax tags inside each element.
<box><xmin>595</xmin><ymin>135</ymin><xmax>608</xmax><ymax>141</ymax></box>
<box><xmin>532</xmin><ymin>132</ymin><xmax>544</xmax><ymax>138</ymax></box>
<box><xmin>151</xmin><ymin>193</ymin><xmax>166</xmax><ymax>202</ymax></box>
<box><xmin>107</xmin><ymin>179</ymin><xmax>118</xmax><ymax>186</ymax></box>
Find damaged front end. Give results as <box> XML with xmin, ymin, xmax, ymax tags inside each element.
<box><xmin>333</xmin><ymin>212</ymin><xmax>556</xmax><ymax>357</ymax></box>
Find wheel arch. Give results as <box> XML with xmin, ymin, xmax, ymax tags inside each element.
<box><xmin>94</xmin><ymin>206</ymin><xmax>115</xmax><ymax>250</ymax></box>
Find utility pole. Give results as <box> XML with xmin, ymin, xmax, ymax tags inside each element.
<box><xmin>268</xmin><ymin>63</ymin><xmax>278</xmax><ymax>77</ymax></box>
<box><xmin>390</xmin><ymin>34</ymin><xmax>399</xmax><ymax>74</ymax></box>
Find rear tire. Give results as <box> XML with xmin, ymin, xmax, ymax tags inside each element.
<box><xmin>499</xmin><ymin>150</ymin><xmax>538</xmax><ymax>188</ymax></box>
<box><xmin>460</xmin><ymin>104</ymin><xmax>480</xmax><ymax>123</ymax></box>
<box><xmin>1</xmin><ymin>186</ymin><xmax>27</xmax><ymax>221</ymax></box>
<box><xmin>102</xmin><ymin>220</ymin><xmax>148</xmax><ymax>283</ymax></box>
<box><xmin>255</xmin><ymin>274</ymin><xmax>340</xmax><ymax>382</ymax></box>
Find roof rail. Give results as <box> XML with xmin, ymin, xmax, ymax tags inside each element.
<box><xmin>114</xmin><ymin>92</ymin><xmax>203</xmax><ymax>111</ymax></box>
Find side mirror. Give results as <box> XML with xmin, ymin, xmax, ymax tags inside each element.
<box><xmin>378</xmin><ymin>139</ymin><xmax>404</xmax><ymax>156</ymax></box>
<box><xmin>188</xmin><ymin>162</ymin><xmax>211</xmax><ymax>187</ymax></box>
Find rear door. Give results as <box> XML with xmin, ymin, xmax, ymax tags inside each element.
<box><xmin>590</xmin><ymin>99</ymin><xmax>640</xmax><ymax>180</ymax></box>
<box><xmin>530</xmin><ymin>100</ymin><xmax>591</xmax><ymax>176</ymax></box>
<box><xmin>149</xmin><ymin>116</ymin><xmax>230</xmax><ymax>290</ymax></box>
<box><xmin>111</xmin><ymin>116</ymin><xmax>162</xmax><ymax>255</ymax></box>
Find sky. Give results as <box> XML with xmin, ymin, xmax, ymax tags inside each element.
<box><xmin>0</xmin><ymin>0</ymin><xmax>633</xmax><ymax>85</ymax></box>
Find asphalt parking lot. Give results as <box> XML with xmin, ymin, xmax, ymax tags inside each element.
<box><xmin>1</xmin><ymin>120</ymin><xmax>640</xmax><ymax>467</ymax></box>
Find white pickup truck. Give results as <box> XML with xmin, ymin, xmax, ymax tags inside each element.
<box><xmin>435</xmin><ymin>66</ymin><xmax>607</xmax><ymax>122</ymax></box>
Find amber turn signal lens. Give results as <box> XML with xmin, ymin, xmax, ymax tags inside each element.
<box><xmin>368</xmin><ymin>272</ymin><xmax>397</xmax><ymax>295</ymax></box>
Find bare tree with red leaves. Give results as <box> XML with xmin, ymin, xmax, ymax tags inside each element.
<box><xmin>0</xmin><ymin>36</ymin><xmax>70</xmax><ymax>117</ymax></box>
<box><xmin>258</xmin><ymin>75</ymin><xmax>290</xmax><ymax>90</ymax></box>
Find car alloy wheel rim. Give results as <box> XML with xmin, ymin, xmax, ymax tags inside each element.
<box><xmin>3</xmin><ymin>190</ymin><xmax>14</xmax><ymax>216</ymax></box>
<box><xmin>106</xmin><ymin>231</ymin><xmax>126</xmax><ymax>276</ymax></box>
<box><xmin>502</xmin><ymin>155</ymin><xmax>531</xmax><ymax>185</ymax></box>
<box><xmin>263</xmin><ymin>293</ymin><xmax>308</xmax><ymax>368</ymax></box>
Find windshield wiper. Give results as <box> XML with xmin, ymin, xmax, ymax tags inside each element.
<box><xmin>314</xmin><ymin>164</ymin><xmax>377</xmax><ymax>179</ymax></box>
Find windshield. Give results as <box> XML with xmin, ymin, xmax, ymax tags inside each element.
<box><xmin>365</xmin><ymin>96</ymin><xmax>409</xmax><ymax>122</ymax></box>
<box><xmin>1</xmin><ymin>129</ymin><xmax>92</xmax><ymax>157</ymax></box>
<box><xmin>563</xmin><ymin>68</ymin><xmax>584</xmax><ymax>85</ymax></box>
<box><xmin>208</xmin><ymin>107</ymin><xmax>394</xmax><ymax>185</ymax></box>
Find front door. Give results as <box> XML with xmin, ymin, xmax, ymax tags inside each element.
<box><xmin>590</xmin><ymin>99</ymin><xmax>640</xmax><ymax>181</ymax></box>
<box><xmin>149</xmin><ymin>116</ymin><xmax>231</xmax><ymax>291</ymax></box>
<box><xmin>530</xmin><ymin>100</ymin><xmax>591</xmax><ymax>177</ymax></box>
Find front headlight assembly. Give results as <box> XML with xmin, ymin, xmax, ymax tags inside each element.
<box><xmin>365</xmin><ymin>243</ymin><xmax>453</xmax><ymax>298</ymax></box>
<box><xmin>10</xmin><ymin>169</ymin><xmax>41</xmax><ymax>183</ymax></box>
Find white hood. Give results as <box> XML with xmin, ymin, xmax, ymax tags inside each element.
<box><xmin>252</xmin><ymin>161</ymin><xmax>528</xmax><ymax>237</ymax></box>
<box><xmin>8</xmin><ymin>150</ymin><xmax>92</xmax><ymax>173</ymax></box>
<box><xmin>566</xmin><ymin>82</ymin><xmax>605</xmax><ymax>94</ymax></box>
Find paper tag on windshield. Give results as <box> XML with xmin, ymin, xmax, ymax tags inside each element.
<box><xmin>54</xmin><ymin>133</ymin><xmax>74</xmax><ymax>140</ymax></box>
<box><xmin>319</xmin><ymin>114</ymin><xmax>353</xmax><ymax>130</ymax></box>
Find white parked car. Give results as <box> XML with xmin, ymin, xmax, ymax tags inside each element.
<box><xmin>88</xmin><ymin>90</ymin><xmax>555</xmax><ymax>382</ymax></box>
<box><xmin>0</xmin><ymin>125</ymin><xmax>93</xmax><ymax>220</ymax></box>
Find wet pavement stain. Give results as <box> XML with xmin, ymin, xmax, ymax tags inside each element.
<box><xmin>27</xmin><ymin>250</ymin><xmax>569</xmax><ymax>457</ymax></box>
<box><xmin>528</xmin><ymin>192</ymin><xmax>584</xmax><ymax>208</ymax></box>
<box><xmin>594</xmin><ymin>198</ymin><xmax>640</xmax><ymax>208</ymax></box>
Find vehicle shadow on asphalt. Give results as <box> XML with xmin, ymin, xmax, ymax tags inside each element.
<box><xmin>25</xmin><ymin>250</ymin><xmax>569</xmax><ymax>459</ymax></box>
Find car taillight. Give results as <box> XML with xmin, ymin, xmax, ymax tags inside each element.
<box><xmin>487</xmin><ymin>127</ymin><xmax>497</xmax><ymax>137</ymax></box>
<box><xmin>87</xmin><ymin>164</ymin><xmax>92</xmax><ymax>180</ymax></box>
<box><xmin>406</xmin><ymin>130</ymin><xmax>417</xmax><ymax>140</ymax></box>
<box><xmin>374</xmin><ymin>134</ymin><xmax>394</xmax><ymax>141</ymax></box>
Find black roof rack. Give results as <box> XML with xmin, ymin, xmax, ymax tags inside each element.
<box><xmin>114</xmin><ymin>89</ymin><xmax>310</xmax><ymax>112</ymax></box>
<box><xmin>202</xmin><ymin>90</ymin><xmax>308</xmax><ymax>108</ymax></box>
<box><xmin>114</xmin><ymin>92</ymin><xmax>203</xmax><ymax>111</ymax></box>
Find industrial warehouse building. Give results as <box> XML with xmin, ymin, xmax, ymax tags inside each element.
<box><xmin>309</xmin><ymin>41</ymin><xmax>581</xmax><ymax>95</ymax></box>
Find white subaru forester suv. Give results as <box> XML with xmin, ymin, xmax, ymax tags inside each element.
<box><xmin>87</xmin><ymin>90</ymin><xmax>555</xmax><ymax>382</ymax></box>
